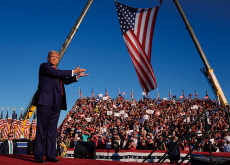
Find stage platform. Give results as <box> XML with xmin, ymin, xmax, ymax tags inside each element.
<box><xmin>1</xmin><ymin>153</ymin><xmax>230</xmax><ymax>165</ymax></box>
<box><xmin>0</xmin><ymin>154</ymin><xmax>185</xmax><ymax>165</ymax></box>
<box><xmin>1</xmin><ymin>148</ymin><xmax>230</xmax><ymax>165</ymax></box>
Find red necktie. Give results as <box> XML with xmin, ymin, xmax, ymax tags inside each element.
<box><xmin>54</xmin><ymin>67</ymin><xmax>63</xmax><ymax>95</ymax></box>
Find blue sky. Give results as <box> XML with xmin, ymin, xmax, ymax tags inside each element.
<box><xmin>1</xmin><ymin>0</ymin><xmax>229</xmax><ymax>126</ymax></box>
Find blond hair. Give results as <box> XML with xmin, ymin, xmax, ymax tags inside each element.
<box><xmin>47</xmin><ymin>50</ymin><xmax>60</xmax><ymax>58</ymax></box>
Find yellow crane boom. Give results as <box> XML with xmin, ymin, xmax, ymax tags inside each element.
<box><xmin>174</xmin><ymin>0</ymin><xmax>228</xmax><ymax>106</ymax></box>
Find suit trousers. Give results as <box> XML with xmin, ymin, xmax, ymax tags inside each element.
<box><xmin>34</xmin><ymin>105</ymin><xmax>61</xmax><ymax>159</ymax></box>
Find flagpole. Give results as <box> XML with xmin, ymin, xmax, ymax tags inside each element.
<box><xmin>173</xmin><ymin>0</ymin><xmax>228</xmax><ymax>106</ymax></box>
<box><xmin>156</xmin><ymin>88</ymin><xmax>160</xmax><ymax>100</ymax></box>
<box><xmin>92</xmin><ymin>87</ymin><xmax>94</xmax><ymax>98</ymax></box>
<box><xmin>79</xmin><ymin>87</ymin><xmax>81</xmax><ymax>98</ymax></box>
<box><xmin>132</xmin><ymin>89</ymin><xmax>134</xmax><ymax>100</ymax></box>
<box><xmin>131</xmin><ymin>89</ymin><xmax>134</xmax><ymax>100</ymax></box>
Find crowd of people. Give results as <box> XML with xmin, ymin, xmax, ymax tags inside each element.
<box><xmin>56</xmin><ymin>96</ymin><xmax>230</xmax><ymax>154</ymax></box>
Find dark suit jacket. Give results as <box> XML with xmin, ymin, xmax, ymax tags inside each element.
<box><xmin>26</xmin><ymin>139</ymin><xmax>34</xmax><ymax>155</ymax></box>
<box><xmin>0</xmin><ymin>140</ymin><xmax>18</xmax><ymax>154</ymax></box>
<box><xmin>168</xmin><ymin>141</ymin><xmax>180</xmax><ymax>156</ymax></box>
<box><xmin>33</xmin><ymin>62</ymin><xmax>78</xmax><ymax>110</ymax></box>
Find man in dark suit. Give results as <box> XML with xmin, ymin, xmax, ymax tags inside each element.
<box><xmin>33</xmin><ymin>50</ymin><xmax>89</xmax><ymax>163</ymax></box>
<box><xmin>0</xmin><ymin>133</ymin><xmax>18</xmax><ymax>154</ymax></box>
<box><xmin>168</xmin><ymin>136</ymin><xmax>180</xmax><ymax>164</ymax></box>
<box><xmin>26</xmin><ymin>135</ymin><xmax>34</xmax><ymax>155</ymax></box>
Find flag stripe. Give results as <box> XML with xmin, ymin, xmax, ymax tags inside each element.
<box><xmin>133</xmin><ymin>64</ymin><xmax>149</xmax><ymax>91</ymax></box>
<box><xmin>142</xmin><ymin>8</ymin><xmax>151</xmax><ymax>60</ymax></box>
<box><xmin>124</xmin><ymin>31</ymin><xmax>157</xmax><ymax>91</ymax></box>
<box><xmin>3</xmin><ymin>119</ymin><xmax>9</xmax><ymax>139</ymax></box>
<box><xmin>134</xmin><ymin>9</ymin><xmax>142</xmax><ymax>40</ymax></box>
<box><xmin>146</xmin><ymin>7</ymin><xmax>159</xmax><ymax>59</ymax></box>
<box><xmin>125</xmin><ymin>39</ymin><xmax>156</xmax><ymax>91</ymax></box>
<box><xmin>134</xmin><ymin>7</ymin><xmax>159</xmax><ymax>60</ymax></box>
<box><xmin>124</xmin><ymin>39</ymin><xmax>153</xmax><ymax>91</ymax></box>
<box><xmin>124</xmin><ymin>31</ymin><xmax>154</xmax><ymax>79</ymax></box>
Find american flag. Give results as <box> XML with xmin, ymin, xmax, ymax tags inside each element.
<box><xmin>204</xmin><ymin>90</ymin><xmax>209</xmax><ymax>99</ymax></box>
<box><xmin>15</xmin><ymin>111</ymin><xmax>23</xmax><ymax>139</ymax></box>
<box><xmin>24</xmin><ymin>119</ymin><xmax>31</xmax><ymax>139</ymax></box>
<box><xmin>15</xmin><ymin>118</ymin><xmax>23</xmax><ymax>139</ymax></box>
<box><xmin>182</xmin><ymin>89</ymin><xmax>185</xmax><ymax>99</ymax></box>
<box><xmin>10</xmin><ymin>110</ymin><xmax>18</xmax><ymax>133</ymax></box>
<box><xmin>115</xmin><ymin>1</ymin><xmax>159</xmax><ymax>92</ymax></box>
<box><xmin>2</xmin><ymin>119</ymin><xmax>9</xmax><ymax>139</ymax></box>
<box><xmin>2</xmin><ymin>110</ymin><xmax>9</xmax><ymax>139</ymax></box>
<box><xmin>130</xmin><ymin>89</ymin><xmax>134</xmax><ymax>100</ymax></box>
<box><xmin>10</xmin><ymin>118</ymin><xmax>18</xmax><ymax>133</ymax></box>
<box><xmin>0</xmin><ymin>110</ymin><xmax>3</xmax><ymax>129</ymax></box>
<box><xmin>79</xmin><ymin>87</ymin><xmax>82</xmax><ymax>98</ymax></box>
<box><xmin>31</xmin><ymin>119</ymin><xmax>36</xmax><ymax>140</ymax></box>
<box><xmin>195</xmin><ymin>90</ymin><xmax>198</xmax><ymax>98</ymax></box>
<box><xmin>31</xmin><ymin>113</ymin><xmax>37</xmax><ymax>140</ymax></box>
<box><xmin>169</xmin><ymin>89</ymin><xmax>172</xmax><ymax>98</ymax></box>
<box><xmin>0</xmin><ymin>119</ymin><xmax>3</xmax><ymax>130</ymax></box>
<box><xmin>105</xmin><ymin>88</ymin><xmax>108</xmax><ymax>97</ymax></box>
<box><xmin>14</xmin><ymin>119</ymin><xmax>20</xmax><ymax>139</ymax></box>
